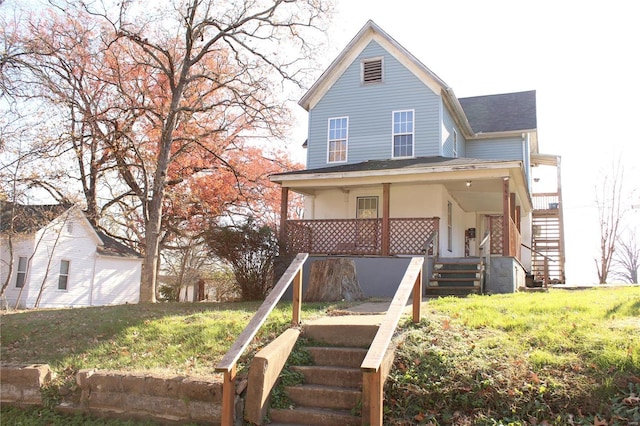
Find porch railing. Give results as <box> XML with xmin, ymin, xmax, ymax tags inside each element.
<box><xmin>215</xmin><ymin>253</ymin><xmax>308</xmax><ymax>426</ymax></box>
<box><xmin>532</xmin><ymin>193</ymin><xmax>560</xmax><ymax>210</ymax></box>
<box><xmin>487</xmin><ymin>215</ymin><xmax>522</xmax><ymax>260</ymax></box>
<box><xmin>284</xmin><ymin>217</ymin><xmax>439</xmax><ymax>256</ymax></box>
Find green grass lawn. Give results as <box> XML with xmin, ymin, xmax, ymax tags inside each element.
<box><xmin>1</xmin><ymin>287</ymin><xmax>639</xmax><ymax>425</ymax></box>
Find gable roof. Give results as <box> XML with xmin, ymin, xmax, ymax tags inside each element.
<box><xmin>459</xmin><ymin>90</ymin><xmax>537</xmax><ymax>133</ymax></box>
<box><xmin>0</xmin><ymin>202</ymin><xmax>141</xmax><ymax>259</ymax></box>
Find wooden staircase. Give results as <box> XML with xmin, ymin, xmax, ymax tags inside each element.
<box><xmin>426</xmin><ymin>257</ymin><xmax>484</xmax><ymax>296</ymax></box>
<box><xmin>268</xmin><ymin>316</ymin><xmax>380</xmax><ymax>426</ymax></box>
<box><xmin>532</xmin><ymin>210</ymin><xmax>565</xmax><ymax>284</ymax></box>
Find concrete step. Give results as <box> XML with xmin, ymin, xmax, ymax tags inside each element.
<box><xmin>284</xmin><ymin>384</ymin><xmax>361</xmax><ymax>411</ymax></box>
<box><xmin>305</xmin><ymin>346</ymin><xmax>368</xmax><ymax>368</ymax></box>
<box><xmin>269</xmin><ymin>406</ymin><xmax>361</xmax><ymax>426</ymax></box>
<box><xmin>291</xmin><ymin>365</ymin><xmax>362</xmax><ymax>388</ymax></box>
<box><xmin>302</xmin><ymin>315</ymin><xmax>380</xmax><ymax>347</ymax></box>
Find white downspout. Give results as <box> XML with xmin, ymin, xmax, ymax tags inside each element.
<box><xmin>89</xmin><ymin>252</ymin><xmax>97</xmax><ymax>306</ymax></box>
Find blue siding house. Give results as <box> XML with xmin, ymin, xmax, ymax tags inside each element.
<box><xmin>271</xmin><ymin>21</ymin><xmax>566</xmax><ymax>296</ymax></box>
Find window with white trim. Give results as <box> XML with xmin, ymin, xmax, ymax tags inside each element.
<box><xmin>58</xmin><ymin>260</ymin><xmax>70</xmax><ymax>290</ymax></box>
<box><xmin>328</xmin><ymin>117</ymin><xmax>348</xmax><ymax>163</ymax></box>
<box><xmin>453</xmin><ymin>130</ymin><xmax>458</xmax><ymax>158</ymax></box>
<box><xmin>361</xmin><ymin>58</ymin><xmax>383</xmax><ymax>84</ymax></box>
<box><xmin>356</xmin><ymin>196</ymin><xmax>378</xmax><ymax>219</ymax></box>
<box><xmin>15</xmin><ymin>256</ymin><xmax>27</xmax><ymax>288</ymax></box>
<box><xmin>392</xmin><ymin>110</ymin><xmax>414</xmax><ymax>158</ymax></box>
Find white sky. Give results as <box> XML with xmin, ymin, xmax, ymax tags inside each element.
<box><xmin>287</xmin><ymin>0</ymin><xmax>640</xmax><ymax>284</ymax></box>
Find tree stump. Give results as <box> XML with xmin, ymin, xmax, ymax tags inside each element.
<box><xmin>304</xmin><ymin>258</ymin><xmax>366</xmax><ymax>302</ymax></box>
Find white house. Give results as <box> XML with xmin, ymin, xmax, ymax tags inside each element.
<box><xmin>0</xmin><ymin>203</ymin><xmax>142</xmax><ymax>309</ymax></box>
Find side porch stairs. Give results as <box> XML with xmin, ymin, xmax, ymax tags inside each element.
<box><xmin>426</xmin><ymin>257</ymin><xmax>484</xmax><ymax>296</ymax></box>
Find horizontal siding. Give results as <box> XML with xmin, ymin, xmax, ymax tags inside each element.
<box><xmin>307</xmin><ymin>41</ymin><xmax>441</xmax><ymax>170</ymax></box>
<box><xmin>465</xmin><ymin>137</ymin><xmax>524</xmax><ymax>161</ymax></box>
<box><xmin>93</xmin><ymin>257</ymin><xmax>141</xmax><ymax>305</ymax></box>
<box><xmin>442</xmin><ymin>103</ymin><xmax>466</xmax><ymax>158</ymax></box>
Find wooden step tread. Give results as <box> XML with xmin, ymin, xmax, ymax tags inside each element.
<box><xmin>430</xmin><ymin>277</ymin><xmax>481</xmax><ymax>282</ymax></box>
<box><xmin>269</xmin><ymin>406</ymin><xmax>361</xmax><ymax>426</ymax></box>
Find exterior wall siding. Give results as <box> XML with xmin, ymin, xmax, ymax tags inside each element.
<box><xmin>465</xmin><ymin>137</ymin><xmax>524</xmax><ymax>161</ymax></box>
<box><xmin>306</xmin><ymin>40</ymin><xmax>441</xmax><ymax>170</ymax></box>
<box><xmin>441</xmin><ymin>102</ymin><xmax>466</xmax><ymax>158</ymax></box>
<box><xmin>93</xmin><ymin>257</ymin><xmax>141</xmax><ymax>306</ymax></box>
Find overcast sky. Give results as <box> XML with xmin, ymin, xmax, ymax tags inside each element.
<box><xmin>288</xmin><ymin>0</ymin><xmax>640</xmax><ymax>284</ymax></box>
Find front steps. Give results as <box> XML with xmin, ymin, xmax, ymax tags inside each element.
<box><xmin>426</xmin><ymin>257</ymin><xmax>484</xmax><ymax>296</ymax></box>
<box><xmin>268</xmin><ymin>316</ymin><xmax>381</xmax><ymax>426</ymax></box>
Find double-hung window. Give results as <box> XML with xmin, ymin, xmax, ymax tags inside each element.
<box><xmin>392</xmin><ymin>110</ymin><xmax>414</xmax><ymax>158</ymax></box>
<box><xmin>453</xmin><ymin>130</ymin><xmax>458</xmax><ymax>158</ymax></box>
<box><xmin>328</xmin><ymin>117</ymin><xmax>348</xmax><ymax>163</ymax></box>
<box><xmin>15</xmin><ymin>256</ymin><xmax>27</xmax><ymax>288</ymax></box>
<box><xmin>356</xmin><ymin>196</ymin><xmax>378</xmax><ymax>219</ymax></box>
<box><xmin>58</xmin><ymin>260</ymin><xmax>70</xmax><ymax>291</ymax></box>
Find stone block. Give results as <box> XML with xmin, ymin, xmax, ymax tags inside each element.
<box><xmin>180</xmin><ymin>377</ymin><xmax>222</xmax><ymax>402</ymax></box>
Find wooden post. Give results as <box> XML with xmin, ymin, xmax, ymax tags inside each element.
<box><xmin>502</xmin><ymin>178</ymin><xmax>511</xmax><ymax>256</ymax></box>
<box><xmin>412</xmin><ymin>268</ymin><xmax>422</xmax><ymax>323</ymax></box>
<box><xmin>365</xmin><ymin>370</ymin><xmax>383</xmax><ymax>426</ymax></box>
<box><xmin>292</xmin><ymin>268</ymin><xmax>302</xmax><ymax>326</ymax></box>
<box><xmin>221</xmin><ymin>365</ymin><xmax>236</xmax><ymax>426</ymax></box>
<box><xmin>382</xmin><ymin>183</ymin><xmax>390</xmax><ymax>256</ymax></box>
<box><xmin>279</xmin><ymin>187</ymin><xmax>289</xmax><ymax>247</ymax></box>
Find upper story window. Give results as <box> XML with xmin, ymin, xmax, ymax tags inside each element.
<box><xmin>58</xmin><ymin>260</ymin><xmax>70</xmax><ymax>291</ymax></box>
<box><xmin>392</xmin><ymin>110</ymin><xmax>414</xmax><ymax>158</ymax></box>
<box><xmin>327</xmin><ymin>117</ymin><xmax>348</xmax><ymax>163</ymax></box>
<box><xmin>453</xmin><ymin>130</ymin><xmax>458</xmax><ymax>158</ymax></box>
<box><xmin>15</xmin><ymin>256</ymin><xmax>27</xmax><ymax>288</ymax></box>
<box><xmin>361</xmin><ymin>57</ymin><xmax>383</xmax><ymax>84</ymax></box>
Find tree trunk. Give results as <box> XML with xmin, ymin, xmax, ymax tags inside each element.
<box><xmin>304</xmin><ymin>258</ymin><xmax>366</xmax><ymax>302</ymax></box>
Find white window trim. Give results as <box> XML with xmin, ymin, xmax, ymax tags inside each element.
<box><xmin>447</xmin><ymin>201</ymin><xmax>453</xmax><ymax>252</ymax></box>
<box><xmin>356</xmin><ymin>196</ymin><xmax>379</xmax><ymax>219</ymax></box>
<box><xmin>361</xmin><ymin>56</ymin><xmax>384</xmax><ymax>84</ymax></box>
<box><xmin>391</xmin><ymin>109</ymin><xmax>415</xmax><ymax>158</ymax></box>
<box><xmin>58</xmin><ymin>259</ymin><xmax>70</xmax><ymax>291</ymax></box>
<box><xmin>327</xmin><ymin>116</ymin><xmax>349</xmax><ymax>164</ymax></box>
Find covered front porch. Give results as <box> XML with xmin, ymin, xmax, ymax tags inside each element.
<box><xmin>271</xmin><ymin>157</ymin><xmax>533</xmax><ymax>295</ymax></box>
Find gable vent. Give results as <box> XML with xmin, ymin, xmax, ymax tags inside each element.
<box><xmin>362</xmin><ymin>58</ymin><xmax>383</xmax><ymax>84</ymax></box>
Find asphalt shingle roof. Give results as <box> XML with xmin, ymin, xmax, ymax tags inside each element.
<box><xmin>459</xmin><ymin>90</ymin><xmax>537</xmax><ymax>133</ymax></box>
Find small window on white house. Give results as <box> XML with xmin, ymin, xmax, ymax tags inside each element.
<box><xmin>328</xmin><ymin>117</ymin><xmax>348</xmax><ymax>163</ymax></box>
<box><xmin>392</xmin><ymin>110</ymin><xmax>414</xmax><ymax>158</ymax></box>
<box><xmin>58</xmin><ymin>260</ymin><xmax>70</xmax><ymax>290</ymax></box>
<box><xmin>362</xmin><ymin>58</ymin><xmax>383</xmax><ymax>84</ymax></box>
<box><xmin>453</xmin><ymin>130</ymin><xmax>458</xmax><ymax>158</ymax></box>
<box><xmin>66</xmin><ymin>221</ymin><xmax>74</xmax><ymax>235</ymax></box>
<box><xmin>15</xmin><ymin>256</ymin><xmax>27</xmax><ymax>288</ymax></box>
<box><xmin>447</xmin><ymin>201</ymin><xmax>453</xmax><ymax>252</ymax></box>
<box><xmin>357</xmin><ymin>196</ymin><xmax>378</xmax><ymax>219</ymax></box>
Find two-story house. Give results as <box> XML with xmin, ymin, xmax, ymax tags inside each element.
<box><xmin>271</xmin><ymin>21</ymin><xmax>565</xmax><ymax>296</ymax></box>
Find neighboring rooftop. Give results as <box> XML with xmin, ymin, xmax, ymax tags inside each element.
<box><xmin>459</xmin><ymin>90</ymin><xmax>537</xmax><ymax>133</ymax></box>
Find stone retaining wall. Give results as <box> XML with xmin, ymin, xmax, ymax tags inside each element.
<box><xmin>1</xmin><ymin>364</ymin><xmax>224</xmax><ymax>425</ymax></box>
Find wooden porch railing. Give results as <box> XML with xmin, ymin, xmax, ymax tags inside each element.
<box><xmin>488</xmin><ymin>215</ymin><xmax>522</xmax><ymax>260</ymax></box>
<box><xmin>284</xmin><ymin>217</ymin><xmax>439</xmax><ymax>256</ymax></box>
<box><xmin>361</xmin><ymin>257</ymin><xmax>424</xmax><ymax>425</ymax></box>
<box><xmin>215</xmin><ymin>253</ymin><xmax>308</xmax><ymax>426</ymax></box>
<box><xmin>532</xmin><ymin>193</ymin><xmax>560</xmax><ymax>210</ymax></box>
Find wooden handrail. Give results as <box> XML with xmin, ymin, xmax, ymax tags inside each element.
<box><xmin>215</xmin><ymin>252</ymin><xmax>308</xmax><ymax>426</ymax></box>
<box><xmin>422</xmin><ymin>230</ymin><xmax>439</xmax><ymax>260</ymax></box>
<box><xmin>479</xmin><ymin>231</ymin><xmax>491</xmax><ymax>293</ymax></box>
<box><xmin>361</xmin><ymin>257</ymin><xmax>424</xmax><ymax>425</ymax></box>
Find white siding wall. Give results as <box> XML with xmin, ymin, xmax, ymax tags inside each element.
<box><xmin>93</xmin><ymin>257</ymin><xmax>141</xmax><ymax>306</ymax></box>
<box><xmin>1</xmin><ymin>236</ymin><xmax>36</xmax><ymax>308</ymax></box>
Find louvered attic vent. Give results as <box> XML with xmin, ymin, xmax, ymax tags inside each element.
<box><xmin>362</xmin><ymin>58</ymin><xmax>383</xmax><ymax>83</ymax></box>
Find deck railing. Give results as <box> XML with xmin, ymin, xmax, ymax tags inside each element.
<box><xmin>361</xmin><ymin>257</ymin><xmax>424</xmax><ymax>425</ymax></box>
<box><xmin>215</xmin><ymin>253</ymin><xmax>308</xmax><ymax>426</ymax></box>
<box><xmin>478</xmin><ymin>231</ymin><xmax>491</xmax><ymax>292</ymax></box>
<box><xmin>532</xmin><ymin>193</ymin><xmax>560</xmax><ymax>210</ymax></box>
<box><xmin>284</xmin><ymin>217</ymin><xmax>439</xmax><ymax>256</ymax></box>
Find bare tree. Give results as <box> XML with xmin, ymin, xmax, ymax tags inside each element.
<box><xmin>594</xmin><ymin>160</ymin><xmax>633</xmax><ymax>284</ymax></box>
<box><xmin>611</xmin><ymin>231</ymin><xmax>639</xmax><ymax>284</ymax></box>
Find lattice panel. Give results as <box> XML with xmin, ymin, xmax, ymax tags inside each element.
<box><xmin>286</xmin><ymin>219</ymin><xmax>381</xmax><ymax>255</ymax></box>
<box><xmin>489</xmin><ymin>216</ymin><xmax>503</xmax><ymax>255</ymax></box>
<box><xmin>389</xmin><ymin>218</ymin><xmax>438</xmax><ymax>255</ymax></box>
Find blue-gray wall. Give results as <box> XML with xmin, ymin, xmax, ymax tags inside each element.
<box><xmin>442</xmin><ymin>102</ymin><xmax>466</xmax><ymax>158</ymax></box>
<box><xmin>465</xmin><ymin>137</ymin><xmax>524</xmax><ymax>161</ymax></box>
<box><xmin>306</xmin><ymin>41</ymin><xmax>442</xmax><ymax>170</ymax></box>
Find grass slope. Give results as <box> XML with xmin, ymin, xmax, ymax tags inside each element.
<box><xmin>387</xmin><ymin>287</ymin><xmax>640</xmax><ymax>425</ymax></box>
<box><xmin>1</xmin><ymin>287</ymin><xmax>639</xmax><ymax>425</ymax></box>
